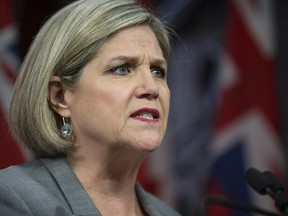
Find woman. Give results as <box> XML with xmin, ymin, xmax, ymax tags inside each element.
<box><xmin>0</xmin><ymin>0</ymin><xmax>180</xmax><ymax>215</ymax></box>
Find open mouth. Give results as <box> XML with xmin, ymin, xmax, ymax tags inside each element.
<box><xmin>130</xmin><ymin>108</ymin><xmax>160</xmax><ymax>120</ymax></box>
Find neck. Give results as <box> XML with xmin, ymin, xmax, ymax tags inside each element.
<box><xmin>66</xmin><ymin>143</ymin><xmax>147</xmax><ymax>215</ymax></box>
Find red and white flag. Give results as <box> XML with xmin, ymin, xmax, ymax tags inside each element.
<box><xmin>0</xmin><ymin>0</ymin><xmax>30</xmax><ymax>169</ymax></box>
<box><xmin>205</xmin><ymin>0</ymin><xmax>286</xmax><ymax>215</ymax></box>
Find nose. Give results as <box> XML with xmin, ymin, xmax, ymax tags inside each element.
<box><xmin>135</xmin><ymin>70</ymin><xmax>159</xmax><ymax>100</ymax></box>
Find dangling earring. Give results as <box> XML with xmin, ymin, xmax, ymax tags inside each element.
<box><xmin>61</xmin><ymin>117</ymin><xmax>72</xmax><ymax>138</ymax></box>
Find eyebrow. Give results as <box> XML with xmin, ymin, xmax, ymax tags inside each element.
<box><xmin>107</xmin><ymin>55</ymin><xmax>167</xmax><ymax>67</ymax></box>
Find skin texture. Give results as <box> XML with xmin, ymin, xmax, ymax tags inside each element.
<box><xmin>49</xmin><ymin>25</ymin><xmax>170</xmax><ymax>215</ymax></box>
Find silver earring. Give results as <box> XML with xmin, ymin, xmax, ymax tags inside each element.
<box><xmin>61</xmin><ymin>117</ymin><xmax>72</xmax><ymax>137</ymax></box>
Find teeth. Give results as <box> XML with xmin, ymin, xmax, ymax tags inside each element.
<box><xmin>137</xmin><ymin>112</ymin><xmax>154</xmax><ymax>119</ymax></box>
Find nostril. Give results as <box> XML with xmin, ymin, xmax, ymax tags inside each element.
<box><xmin>139</xmin><ymin>92</ymin><xmax>159</xmax><ymax>100</ymax></box>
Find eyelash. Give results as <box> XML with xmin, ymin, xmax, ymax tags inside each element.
<box><xmin>108</xmin><ymin>64</ymin><xmax>166</xmax><ymax>79</ymax></box>
<box><xmin>108</xmin><ymin>64</ymin><xmax>130</xmax><ymax>75</ymax></box>
<box><xmin>151</xmin><ymin>66</ymin><xmax>166</xmax><ymax>79</ymax></box>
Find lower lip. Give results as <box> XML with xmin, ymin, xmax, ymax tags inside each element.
<box><xmin>131</xmin><ymin>117</ymin><xmax>159</xmax><ymax>123</ymax></box>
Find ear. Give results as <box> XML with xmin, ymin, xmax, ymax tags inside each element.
<box><xmin>48</xmin><ymin>76</ymin><xmax>71</xmax><ymax>117</ymax></box>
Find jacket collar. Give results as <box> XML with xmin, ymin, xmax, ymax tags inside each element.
<box><xmin>41</xmin><ymin>157</ymin><xmax>101</xmax><ymax>216</ymax></box>
<box><xmin>41</xmin><ymin>157</ymin><xmax>161</xmax><ymax>216</ymax></box>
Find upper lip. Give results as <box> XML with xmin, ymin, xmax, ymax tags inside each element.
<box><xmin>130</xmin><ymin>108</ymin><xmax>160</xmax><ymax>119</ymax></box>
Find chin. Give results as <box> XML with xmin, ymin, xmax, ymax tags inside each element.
<box><xmin>135</xmin><ymin>139</ymin><xmax>162</xmax><ymax>153</ymax></box>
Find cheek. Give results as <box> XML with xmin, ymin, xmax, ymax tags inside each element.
<box><xmin>92</xmin><ymin>89</ymin><xmax>130</xmax><ymax>118</ymax></box>
<box><xmin>162</xmin><ymin>87</ymin><xmax>170</xmax><ymax>112</ymax></box>
<box><xmin>166</xmin><ymin>87</ymin><xmax>170</xmax><ymax>107</ymax></box>
<box><xmin>159</xmin><ymin>87</ymin><xmax>170</xmax><ymax>129</ymax></box>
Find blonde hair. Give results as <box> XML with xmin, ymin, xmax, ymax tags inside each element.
<box><xmin>9</xmin><ymin>0</ymin><xmax>172</xmax><ymax>158</ymax></box>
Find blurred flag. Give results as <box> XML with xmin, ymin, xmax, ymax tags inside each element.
<box><xmin>138</xmin><ymin>0</ymin><xmax>225</xmax><ymax>214</ymax></box>
<box><xmin>205</xmin><ymin>0</ymin><xmax>286</xmax><ymax>215</ymax></box>
<box><xmin>0</xmin><ymin>0</ymin><xmax>29</xmax><ymax>168</ymax></box>
<box><xmin>138</xmin><ymin>0</ymin><xmax>287</xmax><ymax>216</ymax></box>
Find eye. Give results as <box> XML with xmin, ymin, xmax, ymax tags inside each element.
<box><xmin>109</xmin><ymin>64</ymin><xmax>130</xmax><ymax>75</ymax></box>
<box><xmin>151</xmin><ymin>66</ymin><xmax>166</xmax><ymax>79</ymax></box>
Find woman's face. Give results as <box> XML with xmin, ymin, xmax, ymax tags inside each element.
<box><xmin>66</xmin><ymin>25</ymin><xmax>170</xmax><ymax>153</ymax></box>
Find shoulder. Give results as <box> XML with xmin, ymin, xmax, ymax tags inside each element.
<box><xmin>145</xmin><ymin>192</ymin><xmax>182</xmax><ymax>216</ymax></box>
<box><xmin>0</xmin><ymin>157</ymin><xmax>69</xmax><ymax>189</ymax></box>
<box><xmin>0</xmin><ymin>159</ymin><xmax>71</xmax><ymax>216</ymax></box>
<box><xmin>136</xmin><ymin>183</ymin><xmax>182</xmax><ymax>216</ymax></box>
<box><xmin>0</xmin><ymin>160</ymin><xmax>45</xmax><ymax>188</ymax></box>
<box><xmin>0</xmin><ymin>159</ymin><xmax>54</xmax><ymax>191</ymax></box>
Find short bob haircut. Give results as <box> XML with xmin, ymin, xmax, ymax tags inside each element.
<box><xmin>9</xmin><ymin>0</ymin><xmax>172</xmax><ymax>158</ymax></box>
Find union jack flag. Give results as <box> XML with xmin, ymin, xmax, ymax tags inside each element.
<box><xmin>205</xmin><ymin>0</ymin><xmax>286</xmax><ymax>215</ymax></box>
<box><xmin>138</xmin><ymin>0</ymin><xmax>287</xmax><ymax>215</ymax></box>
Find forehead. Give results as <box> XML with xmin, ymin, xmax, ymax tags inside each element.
<box><xmin>81</xmin><ymin>25</ymin><xmax>167</xmax><ymax>75</ymax></box>
<box><xmin>99</xmin><ymin>25</ymin><xmax>163</xmax><ymax>54</ymax></box>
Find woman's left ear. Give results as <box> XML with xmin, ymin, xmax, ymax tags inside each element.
<box><xmin>48</xmin><ymin>76</ymin><xmax>71</xmax><ymax>116</ymax></box>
